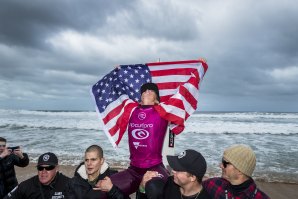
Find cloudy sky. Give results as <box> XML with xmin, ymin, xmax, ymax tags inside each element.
<box><xmin>1</xmin><ymin>0</ymin><xmax>297</xmax><ymax>112</ymax></box>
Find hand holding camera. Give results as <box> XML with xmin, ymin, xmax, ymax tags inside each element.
<box><xmin>7</xmin><ymin>146</ymin><xmax>20</xmax><ymax>151</ymax></box>
<box><xmin>8</xmin><ymin>146</ymin><xmax>24</xmax><ymax>158</ymax></box>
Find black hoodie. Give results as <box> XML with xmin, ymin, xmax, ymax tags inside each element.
<box><xmin>0</xmin><ymin>153</ymin><xmax>29</xmax><ymax>198</ymax></box>
<box><xmin>66</xmin><ymin>162</ymin><xmax>129</xmax><ymax>199</ymax></box>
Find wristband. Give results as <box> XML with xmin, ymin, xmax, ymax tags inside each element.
<box><xmin>139</xmin><ymin>185</ymin><xmax>145</xmax><ymax>193</ymax></box>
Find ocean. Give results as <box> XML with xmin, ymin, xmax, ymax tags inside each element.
<box><xmin>0</xmin><ymin>109</ymin><xmax>297</xmax><ymax>183</ymax></box>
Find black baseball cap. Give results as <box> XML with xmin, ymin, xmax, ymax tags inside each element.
<box><xmin>37</xmin><ymin>152</ymin><xmax>58</xmax><ymax>166</ymax></box>
<box><xmin>167</xmin><ymin>149</ymin><xmax>207</xmax><ymax>179</ymax></box>
<box><xmin>140</xmin><ymin>82</ymin><xmax>160</xmax><ymax>102</ymax></box>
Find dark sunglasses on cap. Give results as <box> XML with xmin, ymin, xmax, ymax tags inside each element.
<box><xmin>37</xmin><ymin>165</ymin><xmax>56</xmax><ymax>171</ymax></box>
<box><xmin>222</xmin><ymin>159</ymin><xmax>231</xmax><ymax>168</ymax></box>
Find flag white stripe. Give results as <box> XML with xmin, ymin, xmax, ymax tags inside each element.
<box><xmin>101</xmin><ymin>95</ymin><xmax>132</xmax><ymax>119</ymax></box>
<box><xmin>159</xmin><ymin>103</ymin><xmax>186</xmax><ymax>119</ymax></box>
<box><xmin>169</xmin><ymin>89</ymin><xmax>195</xmax><ymax>115</ymax></box>
<box><xmin>152</xmin><ymin>74</ymin><xmax>192</xmax><ymax>84</ymax></box>
<box><xmin>159</xmin><ymin>88</ymin><xmax>178</xmax><ymax>97</ymax></box>
<box><xmin>149</xmin><ymin>63</ymin><xmax>201</xmax><ymax>71</ymax></box>
<box><xmin>198</xmin><ymin>64</ymin><xmax>205</xmax><ymax>80</ymax></box>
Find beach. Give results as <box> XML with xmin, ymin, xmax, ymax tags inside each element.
<box><xmin>16</xmin><ymin>163</ymin><xmax>298</xmax><ymax>199</ymax></box>
<box><xmin>2</xmin><ymin>110</ymin><xmax>298</xmax><ymax>198</ymax></box>
<box><xmin>3</xmin><ymin>110</ymin><xmax>298</xmax><ymax>185</ymax></box>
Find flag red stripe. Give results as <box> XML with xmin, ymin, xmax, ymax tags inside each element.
<box><xmin>113</xmin><ymin>102</ymin><xmax>138</xmax><ymax>143</ymax></box>
<box><xmin>201</xmin><ymin>61</ymin><xmax>209</xmax><ymax>74</ymax></box>
<box><xmin>154</xmin><ymin>105</ymin><xmax>185</xmax><ymax>125</ymax></box>
<box><xmin>160</xmin><ymin>95</ymin><xmax>171</xmax><ymax>102</ymax></box>
<box><xmin>157</xmin><ymin>82</ymin><xmax>182</xmax><ymax>90</ymax></box>
<box><xmin>189</xmin><ymin>69</ymin><xmax>200</xmax><ymax>89</ymax></box>
<box><xmin>179</xmin><ymin>86</ymin><xmax>197</xmax><ymax>110</ymax></box>
<box><xmin>109</xmin><ymin>124</ymin><xmax>119</xmax><ymax>137</ymax></box>
<box><xmin>102</xmin><ymin>100</ymin><xmax>128</xmax><ymax>124</ymax></box>
<box><xmin>147</xmin><ymin>60</ymin><xmax>203</xmax><ymax>66</ymax></box>
<box><xmin>151</xmin><ymin>68</ymin><xmax>198</xmax><ymax>77</ymax></box>
<box><xmin>163</xmin><ymin>98</ymin><xmax>185</xmax><ymax>110</ymax></box>
<box><xmin>171</xmin><ymin>125</ymin><xmax>185</xmax><ymax>135</ymax></box>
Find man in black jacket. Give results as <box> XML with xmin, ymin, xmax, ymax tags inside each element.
<box><xmin>4</xmin><ymin>152</ymin><xmax>70</xmax><ymax>199</ymax></box>
<box><xmin>0</xmin><ymin>137</ymin><xmax>29</xmax><ymax>198</ymax></box>
<box><xmin>138</xmin><ymin>149</ymin><xmax>211</xmax><ymax>199</ymax></box>
<box><xmin>67</xmin><ymin>144</ymin><xmax>129</xmax><ymax>199</ymax></box>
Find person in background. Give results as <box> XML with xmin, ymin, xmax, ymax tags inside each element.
<box><xmin>138</xmin><ymin>149</ymin><xmax>211</xmax><ymax>199</ymax></box>
<box><xmin>5</xmin><ymin>152</ymin><xmax>70</xmax><ymax>199</ymax></box>
<box><xmin>0</xmin><ymin>137</ymin><xmax>29</xmax><ymax>198</ymax></box>
<box><xmin>101</xmin><ymin>83</ymin><xmax>170</xmax><ymax>197</ymax></box>
<box><xmin>67</xmin><ymin>144</ymin><xmax>128</xmax><ymax>199</ymax></box>
<box><xmin>203</xmin><ymin>144</ymin><xmax>270</xmax><ymax>199</ymax></box>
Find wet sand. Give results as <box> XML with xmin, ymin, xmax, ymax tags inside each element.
<box><xmin>15</xmin><ymin>163</ymin><xmax>298</xmax><ymax>199</ymax></box>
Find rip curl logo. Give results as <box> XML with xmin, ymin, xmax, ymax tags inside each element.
<box><xmin>131</xmin><ymin>129</ymin><xmax>150</xmax><ymax>140</ymax></box>
<box><xmin>178</xmin><ymin>151</ymin><xmax>186</xmax><ymax>159</ymax></box>
<box><xmin>43</xmin><ymin>154</ymin><xmax>50</xmax><ymax>162</ymax></box>
<box><xmin>138</xmin><ymin>112</ymin><xmax>146</xmax><ymax>120</ymax></box>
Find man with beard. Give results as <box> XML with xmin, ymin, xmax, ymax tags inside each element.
<box><xmin>203</xmin><ymin>144</ymin><xmax>270</xmax><ymax>199</ymax></box>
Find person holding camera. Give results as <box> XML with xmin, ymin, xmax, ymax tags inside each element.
<box><xmin>0</xmin><ymin>137</ymin><xmax>29</xmax><ymax>198</ymax></box>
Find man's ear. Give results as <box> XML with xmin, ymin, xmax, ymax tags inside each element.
<box><xmin>190</xmin><ymin>175</ymin><xmax>197</xmax><ymax>182</ymax></box>
<box><xmin>236</xmin><ymin>168</ymin><xmax>244</xmax><ymax>177</ymax></box>
<box><xmin>100</xmin><ymin>157</ymin><xmax>105</xmax><ymax>165</ymax></box>
<box><xmin>55</xmin><ymin>165</ymin><xmax>59</xmax><ymax>173</ymax></box>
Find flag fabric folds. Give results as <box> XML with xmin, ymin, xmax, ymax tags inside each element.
<box><xmin>91</xmin><ymin>59</ymin><xmax>208</xmax><ymax>148</ymax></box>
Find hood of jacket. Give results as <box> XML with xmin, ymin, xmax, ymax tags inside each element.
<box><xmin>75</xmin><ymin>161</ymin><xmax>109</xmax><ymax>180</ymax></box>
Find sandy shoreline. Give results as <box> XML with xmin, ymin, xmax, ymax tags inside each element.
<box><xmin>15</xmin><ymin>163</ymin><xmax>298</xmax><ymax>199</ymax></box>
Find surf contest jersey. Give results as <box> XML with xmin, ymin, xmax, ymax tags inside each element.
<box><xmin>128</xmin><ymin>105</ymin><xmax>168</xmax><ymax>168</ymax></box>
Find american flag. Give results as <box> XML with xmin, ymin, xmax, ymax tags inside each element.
<box><xmin>91</xmin><ymin>59</ymin><xmax>208</xmax><ymax>148</ymax></box>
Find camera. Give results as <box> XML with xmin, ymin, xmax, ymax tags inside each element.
<box><xmin>8</xmin><ymin>146</ymin><xmax>20</xmax><ymax>151</ymax></box>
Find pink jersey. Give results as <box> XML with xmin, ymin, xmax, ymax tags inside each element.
<box><xmin>128</xmin><ymin>105</ymin><xmax>168</xmax><ymax>168</ymax></box>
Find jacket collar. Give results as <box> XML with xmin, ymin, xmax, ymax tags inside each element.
<box><xmin>76</xmin><ymin>161</ymin><xmax>109</xmax><ymax>180</ymax></box>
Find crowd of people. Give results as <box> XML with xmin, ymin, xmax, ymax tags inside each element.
<box><xmin>0</xmin><ymin>82</ymin><xmax>271</xmax><ymax>199</ymax></box>
<box><xmin>0</xmin><ymin>137</ymin><xmax>270</xmax><ymax>199</ymax></box>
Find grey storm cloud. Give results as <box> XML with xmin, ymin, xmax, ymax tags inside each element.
<box><xmin>0</xmin><ymin>0</ymin><xmax>137</xmax><ymax>48</ymax></box>
<box><xmin>0</xmin><ymin>0</ymin><xmax>298</xmax><ymax>111</ymax></box>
